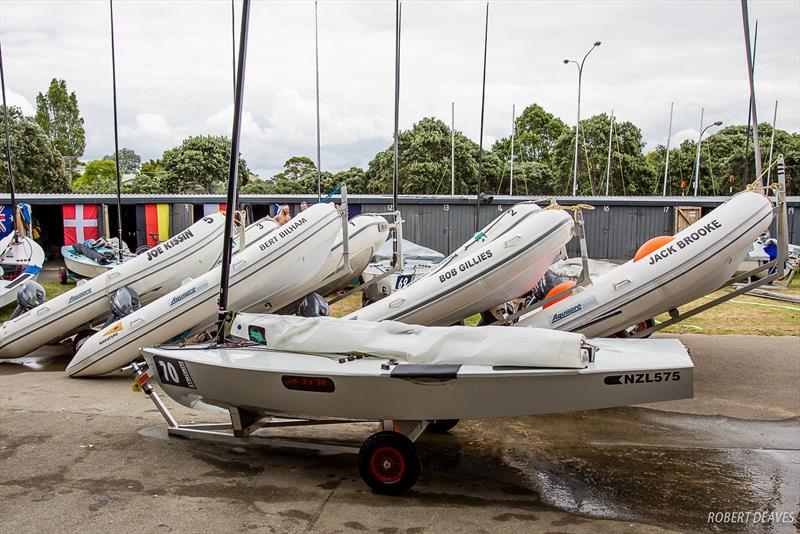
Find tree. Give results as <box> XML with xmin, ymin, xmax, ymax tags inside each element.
<box><xmin>0</xmin><ymin>106</ymin><xmax>70</xmax><ymax>193</ymax></box>
<box><xmin>160</xmin><ymin>135</ymin><xmax>250</xmax><ymax>193</ymax></box>
<box><xmin>103</xmin><ymin>147</ymin><xmax>142</xmax><ymax>174</ymax></box>
<box><xmin>34</xmin><ymin>79</ymin><xmax>85</xmax><ymax>172</ymax></box>
<box><xmin>493</xmin><ymin>103</ymin><xmax>569</xmax><ymax>166</ymax></box>
<box><xmin>551</xmin><ymin>114</ymin><xmax>656</xmax><ymax>196</ymax></box>
<box><xmin>366</xmin><ymin>117</ymin><xmax>500</xmax><ymax>196</ymax></box>
<box><xmin>72</xmin><ymin>159</ymin><xmax>118</xmax><ymax>193</ymax></box>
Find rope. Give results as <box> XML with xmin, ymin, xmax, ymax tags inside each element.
<box><xmin>543</xmin><ymin>202</ymin><xmax>596</xmax><ymax>212</ymax></box>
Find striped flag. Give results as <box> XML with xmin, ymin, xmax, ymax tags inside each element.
<box><xmin>136</xmin><ymin>204</ymin><xmax>170</xmax><ymax>248</ymax></box>
<box><xmin>63</xmin><ymin>204</ymin><xmax>100</xmax><ymax>245</ymax></box>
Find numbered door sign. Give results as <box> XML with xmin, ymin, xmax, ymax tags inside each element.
<box><xmin>153</xmin><ymin>355</ymin><xmax>197</xmax><ymax>389</ymax></box>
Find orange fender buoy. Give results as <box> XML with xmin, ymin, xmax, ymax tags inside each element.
<box><xmin>633</xmin><ymin>235</ymin><xmax>674</xmax><ymax>262</ymax></box>
<box><xmin>543</xmin><ymin>280</ymin><xmax>576</xmax><ymax>309</ymax></box>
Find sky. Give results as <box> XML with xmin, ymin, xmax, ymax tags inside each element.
<box><xmin>1</xmin><ymin>0</ymin><xmax>798</xmax><ymax>180</ymax></box>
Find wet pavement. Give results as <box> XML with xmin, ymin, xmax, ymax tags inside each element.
<box><xmin>1</xmin><ymin>334</ymin><xmax>798</xmax><ymax>533</ymax></box>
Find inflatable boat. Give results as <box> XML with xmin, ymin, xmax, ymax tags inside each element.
<box><xmin>0</xmin><ymin>213</ymin><xmax>228</xmax><ymax>358</ymax></box>
<box><xmin>66</xmin><ymin>203</ymin><xmax>341</xmax><ymax>377</ymax></box>
<box><xmin>347</xmin><ymin>205</ymin><xmax>573</xmax><ymax>326</ymax></box>
<box><xmin>61</xmin><ymin>238</ymin><xmax>136</xmax><ymax>280</ymax></box>
<box><xmin>516</xmin><ymin>190</ymin><xmax>775</xmax><ymax>337</ymax></box>
<box><xmin>0</xmin><ymin>231</ymin><xmax>45</xmax><ymax>308</ymax></box>
<box><xmin>259</xmin><ymin>214</ymin><xmax>389</xmax><ymax>314</ymax></box>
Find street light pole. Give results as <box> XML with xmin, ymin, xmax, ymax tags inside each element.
<box><xmin>693</xmin><ymin>116</ymin><xmax>723</xmax><ymax>196</ymax></box>
<box><xmin>564</xmin><ymin>41</ymin><xmax>601</xmax><ymax>196</ymax></box>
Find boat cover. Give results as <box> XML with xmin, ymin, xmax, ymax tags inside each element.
<box><xmin>232</xmin><ymin>313</ymin><xmax>589</xmax><ymax>368</ymax></box>
<box><xmin>373</xmin><ymin>238</ymin><xmax>445</xmax><ymax>263</ymax></box>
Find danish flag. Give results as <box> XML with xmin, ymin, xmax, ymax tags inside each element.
<box><xmin>63</xmin><ymin>204</ymin><xmax>100</xmax><ymax>245</ymax></box>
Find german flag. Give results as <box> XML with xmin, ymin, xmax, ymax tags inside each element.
<box><xmin>136</xmin><ymin>204</ymin><xmax>170</xmax><ymax>248</ymax></box>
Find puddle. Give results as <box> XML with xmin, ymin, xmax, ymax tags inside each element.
<box><xmin>0</xmin><ymin>347</ymin><xmax>71</xmax><ymax>375</ymax></box>
<box><xmin>442</xmin><ymin>408</ymin><xmax>800</xmax><ymax>532</ymax></box>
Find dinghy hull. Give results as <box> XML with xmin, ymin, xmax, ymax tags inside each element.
<box><xmin>141</xmin><ymin>338</ymin><xmax>693</xmax><ymax>421</ymax></box>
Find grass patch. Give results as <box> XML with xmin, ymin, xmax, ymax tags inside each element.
<box><xmin>0</xmin><ymin>280</ymin><xmax>74</xmax><ymax>323</ymax></box>
<box><xmin>656</xmin><ymin>285</ymin><xmax>800</xmax><ymax>336</ymax></box>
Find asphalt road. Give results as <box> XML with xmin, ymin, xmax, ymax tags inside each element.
<box><xmin>1</xmin><ymin>334</ymin><xmax>798</xmax><ymax>533</ymax></box>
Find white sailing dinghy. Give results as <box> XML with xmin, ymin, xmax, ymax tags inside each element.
<box><xmin>136</xmin><ymin>314</ymin><xmax>693</xmax><ymax>494</ymax></box>
<box><xmin>67</xmin><ymin>203</ymin><xmax>341</xmax><ymax>377</ymax></box>
<box><xmin>516</xmin><ymin>190</ymin><xmax>775</xmax><ymax>337</ymax></box>
<box><xmin>0</xmin><ymin>213</ymin><xmax>228</xmax><ymax>358</ymax></box>
<box><xmin>348</xmin><ymin>205</ymin><xmax>573</xmax><ymax>326</ymax></box>
<box><xmin>0</xmin><ymin>226</ymin><xmax>45</xmax><ymax>308</ymax></box>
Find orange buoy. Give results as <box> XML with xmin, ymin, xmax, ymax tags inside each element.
<box><xmin>633</xmin><ymin>235</ymin><xmax>674</xmax><ymax>263</ymax></box>
<box><xmin>543</xmin><ymin>280</ymin><xmax>576</xmax><ymax>309</ymax></box>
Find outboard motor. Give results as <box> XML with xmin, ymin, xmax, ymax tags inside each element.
<box><xmin>528</xmin><ymin>269</ymin><xmax>564</xmax><ymax>305</ymax></box>
<box><xmin>297</xmin><ymin>292</ymin><xmax>329</xmax><ymax>318</ymax></box>
<box><xmin>10</xmin><ymin>281</ymin><xmax>46</xmax><ymax>319</ymax></box>
<box><xmin>103</xmin><ymin>286</ymin><xmax>141</xmax><ymax>327</ymax></box>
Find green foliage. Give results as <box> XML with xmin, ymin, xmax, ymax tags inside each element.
<box><xmin>493</xmin><ymin>103</ymin><xmax>569</xmax><ymax>165</ymax></box>
<box><xmin>103</xmin><ymin>147</ymin><xmax>142</xmax><ymax>174</ymax></box>
<box><xmin>550</xmin><ymin>114</ymin><xmax>655</xmax><ymax>196</ymax></box>
<box><xmin>34</xmin><ymin>78</ymin><xmax>85</xmax><ymax>162</ymax></box>
<box><xmin>0</xmin><ymin>106</ymin><xmax>70</xmax><ymax>193</ymax></box>
<box><xmin>366</xmin><ymin>117</ymin><xmax>499</xmax><ymax>195</ymax></box>
<box><xmin>160</xmin><ymin>135</ymin><xmax>250</xmax><ymax>193</ymax></box>
<box><xmin>72</xmin><ymin>159</ymin><xmax>118</xmax><ymax>193</ymax></box>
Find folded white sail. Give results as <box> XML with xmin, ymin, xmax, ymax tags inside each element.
<box><xmin>232</xmin><ymin>313</ymin><xmax>589</xmax><ymax>368</ymax></box>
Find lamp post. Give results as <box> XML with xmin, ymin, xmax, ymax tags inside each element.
<box><xmin>693</xmin><ymin>119</ymin><xmax>722</xmax><ymax>196</ymax></box>
<box><xmin>564</xmin><ymin>40</ymin><xmax>601</xmax><ymax>196</ymax></box>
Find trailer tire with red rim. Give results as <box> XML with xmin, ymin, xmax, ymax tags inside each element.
<box><xmin>58</xmin><ymin>267</ymin><xmax>69</xmax><ymax>285</ymax></box>
<box><xmin>358</xmin><ymin>431</ymin><xmax>420</xmax><ymax>495</ymax></box>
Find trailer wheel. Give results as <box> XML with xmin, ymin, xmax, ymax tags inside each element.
<box><xmin>427</xmin><ymin>419</ymin><xmax>459</xmax><ymax>434</ymax></box>
<box><xmin>358</xmin><ymin>431</ymin><xmax>420</xmax><ymax>495</ymax></box>
<box><xmin>58</xmin><ymin>267</ymin><xmax>69</xmax><ymax>285</ymax></box>
<box><xmin>72</xmin><ymin>330</ymin><xmax>95</xmax><ymax>353</ymax></box>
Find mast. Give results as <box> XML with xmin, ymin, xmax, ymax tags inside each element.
<box><xmin>450</xmin><ymin>101</ymin><xmax>455</xmax><ymax>195</ymax></box>
<box><xmin>475</xmin><ymin>2</ymin><xmax>489</xmax><ymax>232</ymax></box>
<box><xmin>391</xmin><ymin>0</ymin><xmax>401</xmax><ymax>266</ymax></box>
<box><xmin>109</xmin><ymin>0</ymin><xmax>124</xmax><ymax>260</ymax></box>
<box><xmin>0</xmin><ymin>40</ymin><xmax>17</xmax><ymax>243</ymax></box>
<box><xmin>509</xmin><ymin>104</ymin><xmax>515</xmax><ymax>196</ymax></box>
<box><xmin>217</xmin><ymin>0</ymin><xmax>251</xmax><ymax>337</ymax></box>
<box><xmin>231</xmin><ymin>0</ymin><xmax>236</xmax><ymax>97</ymax></box>
<box><xmin>604</xmin><ymin>109</ymin><xmax>614</xmax><ymax>195</ymax></box>
<box><xmin>742</xmin><ymin>19</ymin><xmax>757</xmax><ymax>185</ymax></box>
<box><xmin>741</xmin><ymin>0</ymin><xmax>762</xmax><ymax>182</ymax></box>
<box><xmin>314</xmin><ymin>1</ymin><xmax>322</xmax><ymax>202</ymax></box>
<box><xmin>766</xmin><ymin>100</ymin><xmax>777</xmax><ymax>186</ymax></box>
<box><xmin>662</xmin><ymin>102</ymin><xmax>673</xmax><ymax>196</ymax></box>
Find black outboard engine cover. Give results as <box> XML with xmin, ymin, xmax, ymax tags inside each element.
<box><xmin>527</xmin><ymin>269</ymin><xmax>564</xmax><ymax>305</ymax></box>
<box><xmin>10</xmin><ymin>281</ymin><xmax>46</xmax><ymax>319</ymax></box>
<box><xmin>103</xmin><ymin>286</ymin><xmax>141</xmax><ymax>327</ymax></box>
<box><xmin>298</xmin><ymin>292</ymin><xmax>330</xmax><ymax>317</ymax></box>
